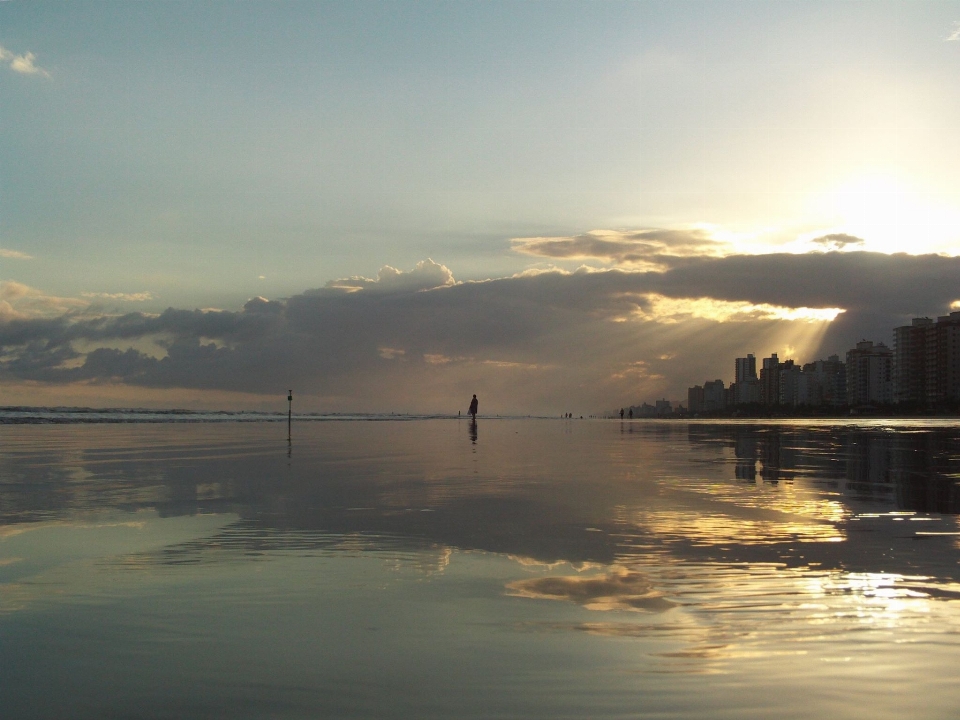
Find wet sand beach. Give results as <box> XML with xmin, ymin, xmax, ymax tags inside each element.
<box><xmin>2</xmin><ymin>418</ymin><xmax>959</xmax><ymax>719</ymax></box>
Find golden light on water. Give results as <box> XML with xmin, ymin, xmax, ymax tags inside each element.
<box><xmin>629</xmin><ymin>509</ymin><xmax>845</xmax><ymax>546</ymax></box>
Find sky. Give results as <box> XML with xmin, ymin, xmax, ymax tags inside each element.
<box><xmin>3</xmin><ymin>1</ymin><xmax>960</xmax><ymax>414</ymax></box>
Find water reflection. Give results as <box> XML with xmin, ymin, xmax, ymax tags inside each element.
<box><xmin>2</xmin><ymin>420</ymin><xmax>960</xmax><ymax>715</ymax></box>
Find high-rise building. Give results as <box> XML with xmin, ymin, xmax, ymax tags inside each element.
<box><xmin>760</xmin><ymin>353</ymin><xmax>780</xmax><ymax>405</ymax></box>
<box><xmin>687</xmin><ymin>385</ymin><xmax>704</xmax><ymax>414</ymax></box>
<box><xmin>703</xmin><ymin>379</ymin><xmax>726</xmax><ymax>411</ymax></box>
<box><xmin>778</xmin><ymin>360</ymin><xmax>800</xmax><ymax>406</ymax></box>
<box><xmin>893</xmin><ymin>312</ymin><xmax>960</xmax><ymax>406</ymax></box>
<box><xmin>798</xmin><ymin>355</ymin><xmax>846</xmax><ymax>406</ymax></box>
<box><xmin>893</xmin><ymin>317</ymin><xmax>932</xmax><ymax>404</ymax></box>
<box><xmin>735</xmin><ymin>354</ymin><xmax>757</xmax><ymax>383</ymax></box>
<box><xmin>733</xmin><ymin>354</ymin><xmax>759</xmax><ymax>405</ymax></box>
<box><xmin>846</xmin><ymin>340</ymin><xmax>892</xmax><ymax>406</ymax></box>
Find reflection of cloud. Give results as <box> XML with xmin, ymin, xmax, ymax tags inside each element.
<box><xmin>506</xmin><ymin>567</ymin><xmax>675</xmax><ymax>611</ymax></box>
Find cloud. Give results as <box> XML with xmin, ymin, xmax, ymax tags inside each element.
<box><xmin>947</xmin><ymin>22</ymin><xmax>960</xmax><ymax>42</ymax></box>
<box><xmin>2</xmin><ymin>252</ymin><xmax>960</xmax><ymax>412</ymax></box>
<box><xmin>81</xmin><ymin>292</ymin><xmax>154</xmax><ymax>302</ymax></box>
<box><xmin>511</xmin><ymin>228</ymin><xmax>728</xmax><ymax>269</ymax></box>
<box><xmin>0</xmin><ymin>281</ymin><xmax>88</xmax><ymax>322</ymax></box>
<box><xmin>0</xmin><ymin>249</ymin><xmax>33</xmax><ymax>260</ymax></box>
<box><xmin>0</xmin><ymin>44</ymin><xmax>51</xmax><ymax>78</ymax></box>
<box><xmin>321</xmin><ymin>258</ymin><xmax>455</xmax><ymax>293</ymax></box>
<box><xmin>809</xmin><ymin>233</ymin><xmax>866</xmax><ymax>251</ymax></box>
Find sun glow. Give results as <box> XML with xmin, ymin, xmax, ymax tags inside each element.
<box><xmin>806</xmin><ymin>175</ymin><xmax>960</xmax><ymax>255</ymax></box>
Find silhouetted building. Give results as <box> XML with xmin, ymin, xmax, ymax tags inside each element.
<box><xmin>688</xmin><ymin>385</ymin><xmax>704</xmax><ymax>414</ymax></box>
<box><xmin>894</xmin><ymin>312</ymin><xmax>960</xmax><ymax>407</ymax></box>
<box><xmin>732</xmin><ymin>353</ymin><xmax>759</xmax><ymax>405</ymax></box>
<box><xmin>703</xmin><ymin>379</ymin><xmax>726</xmax><ymax>411</ymax></box>
<box><xmin>893</xmin><ymin>317</ymin><xmax>933</xmax><ymax>404</ymax></box>
<box><xmin>798</xmin><ymin>355</ymin><xmax>846</xmax><ymax>406</ymax></box>
<box><xmin>846</xmin><ymin>340</ymin><xmax>892</xmax><ymax>406</ymax></box>
<box><xmin>778</xmin><ymin>360</ymin><xmax>800</xmax><ymax>406</ymax></box>
<box><xmin>760</xmin><ymin>353</ymin><xmax>780</xmax><ymax>405</ymax></box>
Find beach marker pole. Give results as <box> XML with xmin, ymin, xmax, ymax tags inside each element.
<box><xmin>287</xmin><ymin>390</ymin><xmax>292</xmax><ymax>442</ymax></box>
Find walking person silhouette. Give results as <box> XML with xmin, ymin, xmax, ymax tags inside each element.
<box><xmin>468</xmin><ymin>394</ymin><xmax>478</xmax><ymax>419</ymax></box>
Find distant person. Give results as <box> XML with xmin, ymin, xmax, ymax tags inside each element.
<box><xmin>620</xmin><ymin>408</ymin><xmax>624</xmax><ymax>419</ymax></box>
<box><xmin>468</xmin><ymin>394</ymin><xmax>478</xmax><ymax>418</ymax></box>
<box><xmin>628</xmin><ymin>408</ymin><xmax>633</xmax><ymax>419</ymax></box>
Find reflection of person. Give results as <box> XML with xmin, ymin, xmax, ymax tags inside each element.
<box><xmin>468</xmin><ymin>394</ymin><xmax>478</xmax><ymax>418</ymax></box>
<box><xmin>469</xmin><ymin>418</ymin><xmax>478</xmax><ymax>443</ymax></box>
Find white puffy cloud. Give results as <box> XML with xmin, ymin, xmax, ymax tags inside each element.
<box><xmin>0</xmin><ymin>281</ymin><xmax>88</xmax><ymax>322</ymax></box>
<box><xmin>322</xmin><ymin>259</ymin><xmax>455</xmax><ymax>293</ymax></box>
<box><xmin>0</xmin><ymin>44</ymin><xmax>51</xmax><ymax>78</ymax></box>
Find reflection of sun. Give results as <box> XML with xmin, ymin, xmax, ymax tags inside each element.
<box><xmin>810</xmin><ymin>174</ymin><xmax>960</xmax><ymax>255</ymax></box>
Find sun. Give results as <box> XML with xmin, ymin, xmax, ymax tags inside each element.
<box><xmin>808</xmin><ymin>174</ymin><xmax>960</xmax><ymax>255</ymax></box>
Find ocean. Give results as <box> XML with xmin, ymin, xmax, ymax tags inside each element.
<box><xmin>1</xmin><ymin>416</ymin><xmax>959</xmax><ymax>718</ymax></box>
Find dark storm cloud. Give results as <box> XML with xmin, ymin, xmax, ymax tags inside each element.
<box><xmin>650</xmin><ymin>251</ymin><xmax>960</xmax><ymax>353</ymax></box>
<box><xmin>2</xmin><ymin>253</ymin><xmax>959</xmax><ymax>408</ymax></box>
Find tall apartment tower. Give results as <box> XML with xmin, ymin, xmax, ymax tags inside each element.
<box><xmin>893</xmin><ymin>317</ymin><xmax>933</xmax><ymax>404</ymax></box>
<box><xmin>935</xmin><ymin>313</ymin><xmax>960</xmax><ymax>404</ymax></box>
<box><xmin>759</xmin><ymin>353</ymin><xmax>780</xmax><ymax>405</ymax></box>
<box><xmin>846</xmin><ymin>340</ymin><xmax>893</xmax><ymax>406</ymax></box>
<box><xmin>735</xmin><ymin>354</ymin><xmax>757</xmax><ymax>383</ymax></box>
<box><xmin>733</xmin><ymin>354</ymin><xmax>760</xmax><ymax>404</ymax></box>
<box><xmin>893</xmin><ymin>312</ymin><xmax>960</xmax><ymax>406</ymax></box>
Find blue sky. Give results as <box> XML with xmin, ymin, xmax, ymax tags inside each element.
<box><xmin>3</xmin><ymin>1</ymin><xmax>960</xmax><ymax>412</ymax></box>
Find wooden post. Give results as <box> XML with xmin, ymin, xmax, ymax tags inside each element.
<box><xmin>287</xmin><ymin>390</ymin><xmax>292</xmax><ymax>441</ymax></box>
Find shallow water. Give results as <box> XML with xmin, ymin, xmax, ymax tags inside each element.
<box><xmin>2</xmin><ymin>419</ymin><xmax>959</xmax><ymax>719</ymax></box>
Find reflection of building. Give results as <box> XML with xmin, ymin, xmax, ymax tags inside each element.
<box><xmin>691</xmin><ymin>423</ymin><xmax>960</xmax><ymax>513</ymax></box>
<box><xmin>846</xmin><ymin>340</ymin><xmax>892</xmax><ymax>406</ymax></box>
<box><xmin>893</xmin><ymin>312</ymin><xmax>960</xmax><ymax>407</ymax></box>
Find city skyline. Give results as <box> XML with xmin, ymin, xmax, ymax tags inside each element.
<box><xmin>3</xmin><ymin>2</ymin><xmax>960</xmax><ymax>414</ymax></box>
